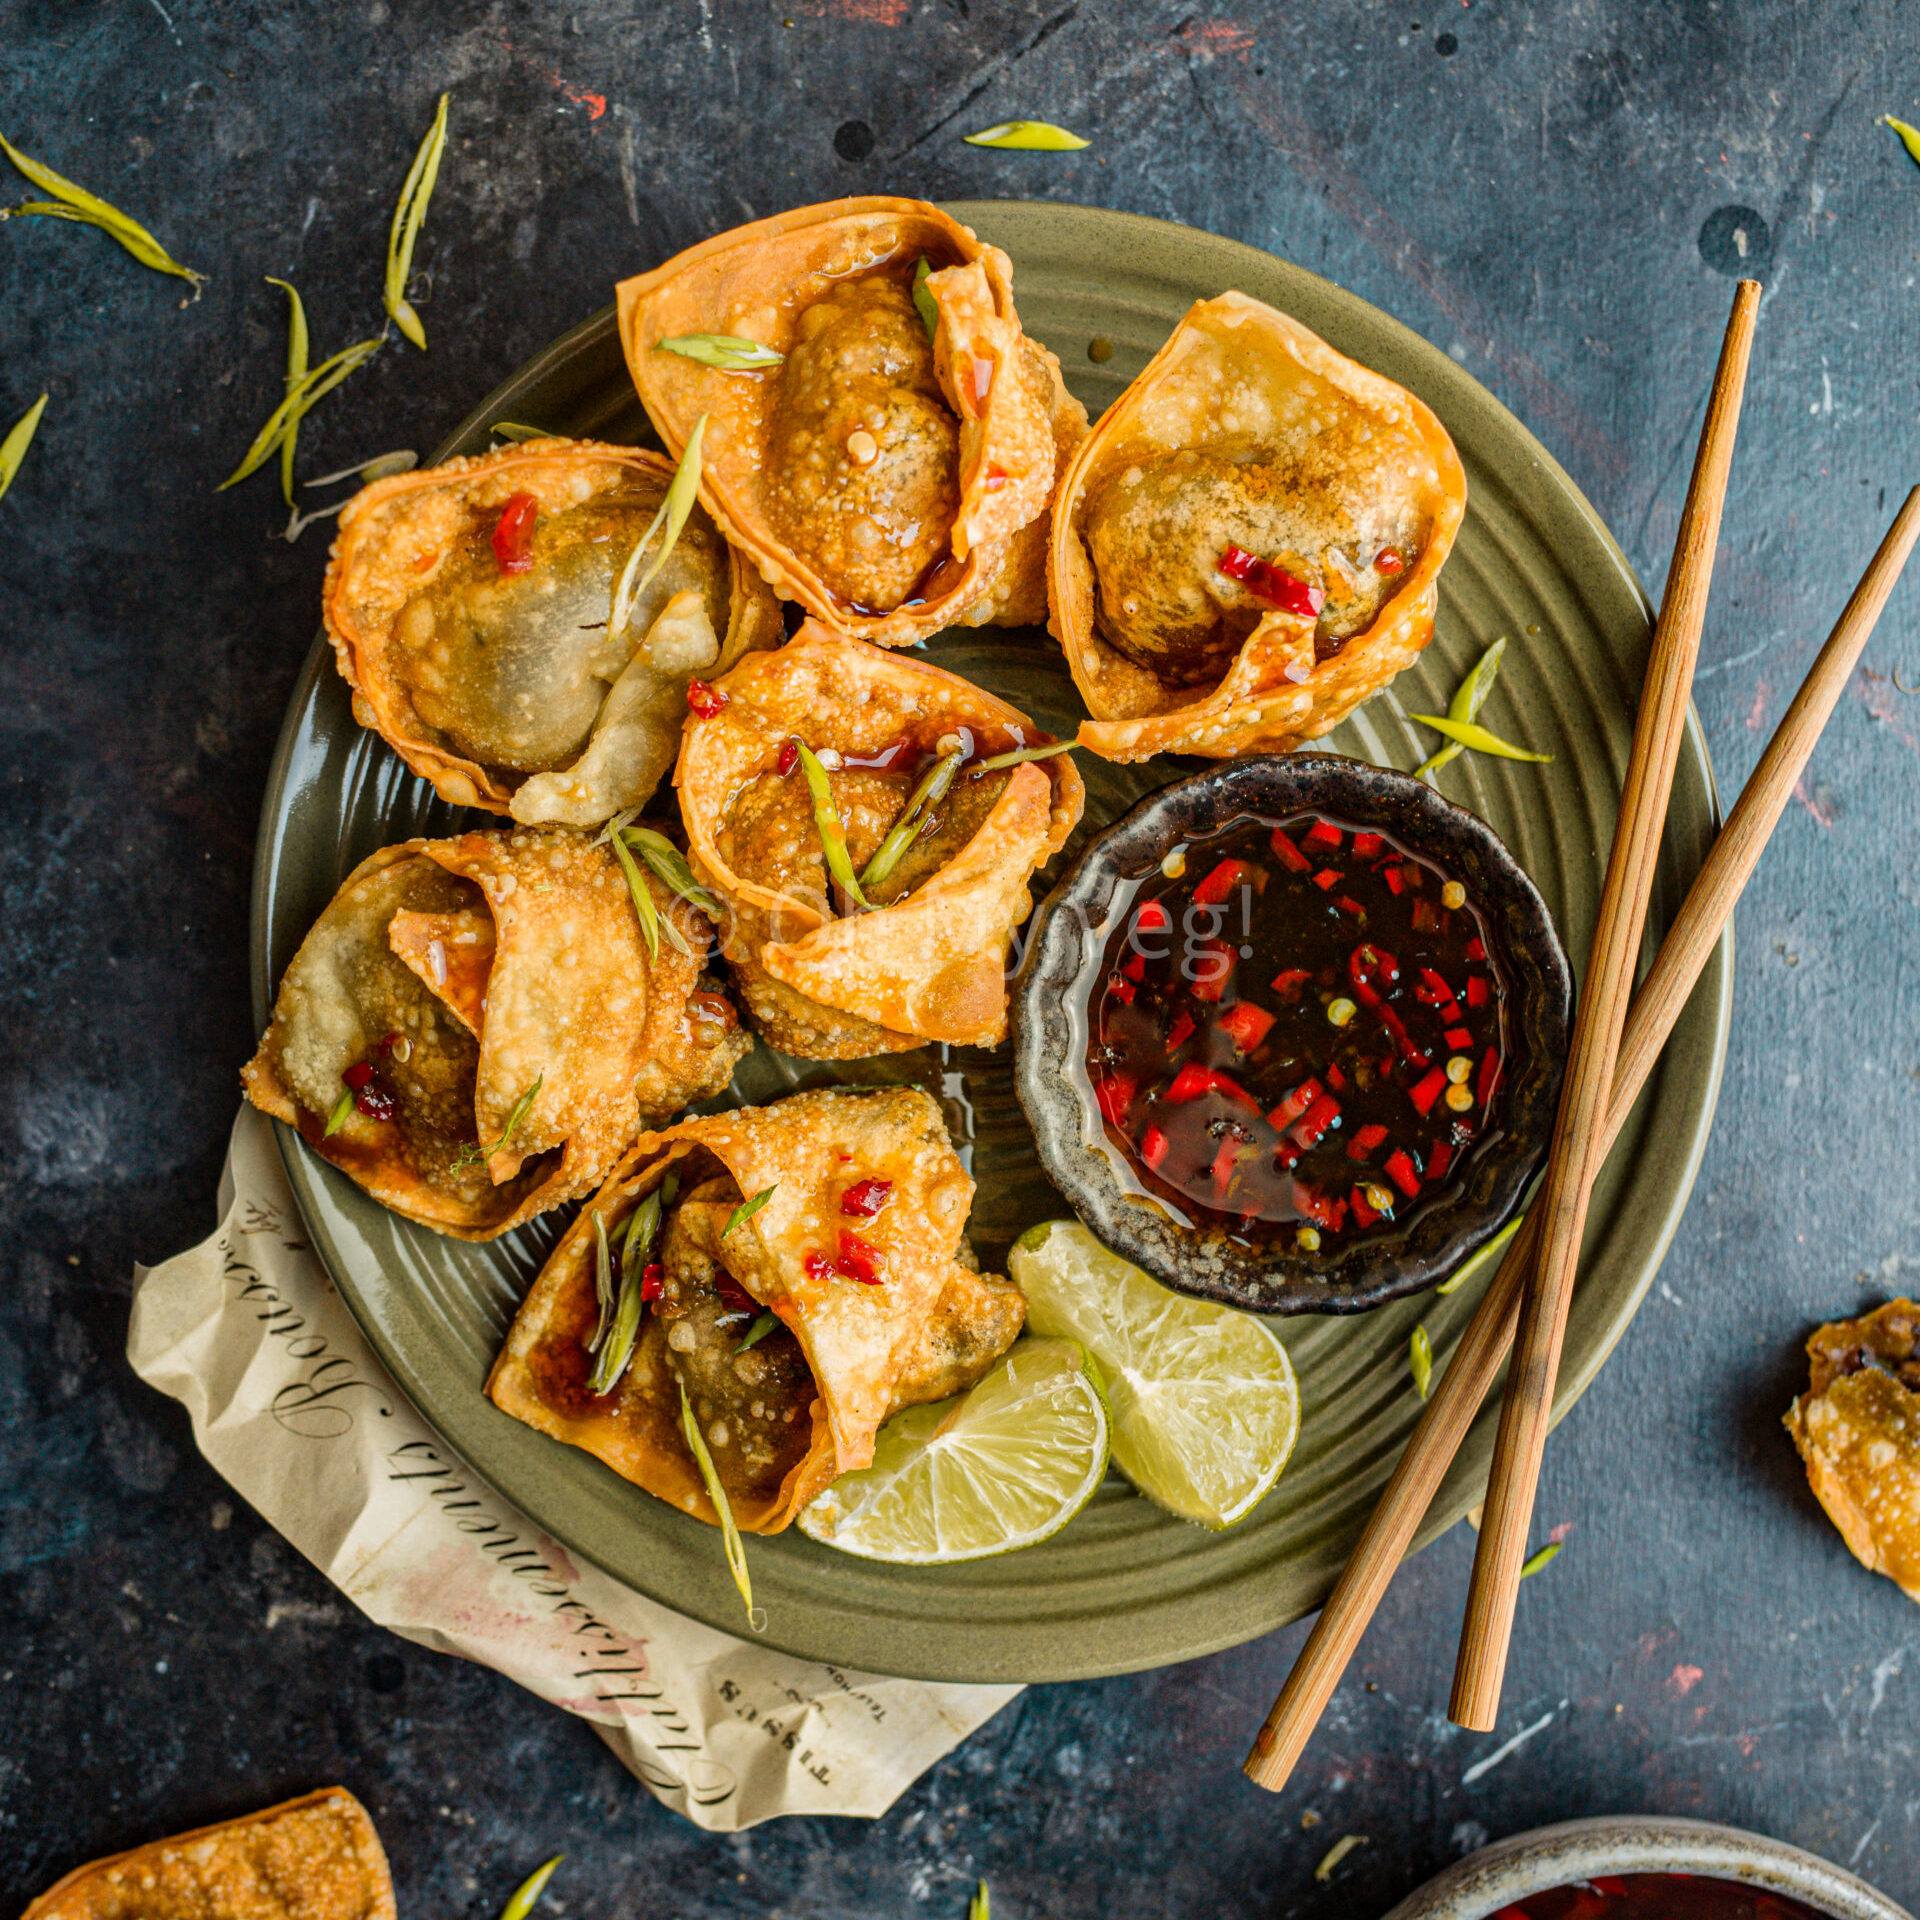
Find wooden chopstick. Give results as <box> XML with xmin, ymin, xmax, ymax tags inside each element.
<box><xmin>1449</xmin><ymin>277</ymin><xmax>1762</xmax><ymax>1728</ymax></box>
<box><xmin>1245</xmin><ymin>481</ymin><xmax>1920</xmax><ymax>1790</ymax></box>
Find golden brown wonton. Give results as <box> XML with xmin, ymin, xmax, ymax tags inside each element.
<box><xmin>617</xmin><ymin>197</ymin><xmax>1086</xmax><ymax>646</ymax></box>
<box><xmin>323</xmin><ymin>438</ymin><xmax>781</xmax><ymax>821</ymax></box>
<box><xmin>675</xmin><ymin>622</ymin><xmax>1084</xmax><ymax>1058</ymax></box>
<box><xmin>487</xmin><ymin>1087</ymin><xmax>1025</xmax><ymax>1533</ymax></box>
<box><xmin>21</xmin><ymin>1788</ymin><xmax>394</xmax><ymax>1920</ymax></box>
<box><xmin>1785</xmin><ymin>1298</ymin><xmax>1920</xmax><ymax>1601</ymax></box>
<box><xmin>243</xmin><ymin>827</ymin><xmax>748</xmax><ymax>1239</ymax></box>
<box><xmin>1049</xmin><ymin>291</ymin><xmax>1467</xmax><ymax>761</ymax></box>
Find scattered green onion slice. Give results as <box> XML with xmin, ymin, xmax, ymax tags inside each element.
<box><xmin>656</xmin><ymin>333</ymin><xmax>784</xmax><ymax>370</ymax></box>
<box><xmin>588</xmin><ymin>1257</ymin><xmax>646</xmax><ymax>1397</ymax></box>
<box><xmin>603</xmin><ymin>811</ymin><xmax>692</xmax><ymax>959</ymax></box>
<box><xmin>450</xmin><ymin>1073</ymin><xmax>544</xmax><ymax>1172</ymax></box>
<box><xmin>1314</xmin><ymin>1835</ymin><xmax>1368</xmax><ymax>1882</ymax></box>
<box><xmin>736</xmin><ymin>1311</ymin><xmax>779</xmax><ymax>1354</ymax></box>
<box><xmin>497</xmin><ymin>1855</ymin><xmax>562</xmax><ymax>1920</ymax></box>
<box><xmin>269</xmin><ymin>277</ymin><xmax>309</xmax><ymax>506</ymax></box>
<box><xmin>609</xmin><ymin>412</ymin><xmax>708</xmax><ymax>637</ymax></box>
<box><xmin>724</xmin><ymin>1185</ymin><xmax>777</xmax><ymax>1238</ymax></box>
<box><xmin>623</xmin><ymin>826</ymin><xmax>722</xmax><ymax>921</ymax></box>
<box><xmin>1409</xmin><ymin>1323</ymin><xmax>1434</xmax><ymax>1401</ymax></box>
<box><xmin>969</xmin><ymin>1884</ymin><xmax>991</xmax><ymax>1920</ymax></box>
<box><xmin>962</xmin><ymin>120</ymin><xmax>1089</xmax><ymax>151</ymax></box>
<box><xmin>0</xmin><ymin>392</ymin><xmax>48</xmax><ymax>505</ymax></box>
<box><xmin>1520</xmin><ymin>1540</ymin><xmax>1563</xmax><ymax>1580</ymax></box>
<box><xmin>323</xmin><ymin>1086</ymin><xmax>356</xmax><ymax>1138</ymax></box>
<box><xmin>491</xmin><ymin>421</ymin><xmax>549</xmax><ymax>443</ymax></box>
<box><xmin>1882</xmin><ymin>115</ymin><xmax>1920</xmax><ymax>170</ymax></box>
<box><xmin>795</xmin><ymin>741</ymin><xmax>874</xmax><ymax>912</ymax></box>
<box><xmin>219</xmin><ymin>332</ymin><xmax>386</xmax><ymax>493</ymax></box>
<box><xmin>1434</xmin><ymin>1216</ymin><xmax>1521</xmax><ymax>1296</ymax></box>
<box><xmin>911</xmin><ymin>257</ymin><xmax>939</xmax><ymax>341</ymax></box>
<box><xmin>1416</xmin><ymin>635</ymin><xmax>1507</xmax><ymax>781</ymax></box>
<box><xmin>970</xmin><ymin>738</ymin><xmax>1080</xmax><ymax>774</ymax></box>
<box><xmin>385</xmin><ymin>93</ymin><xmax>449</xmax><ymax>350</ymax></box>
<box><xmin>0</xmin><ymin>133</ymin><xmax>205</xmax><ymax>288</ymax></box>
<box><xmin>1408</xmin><ymin>712</ymin><xmax>1553</xmax><ymax>764</ymax></box>
<box><xmin>305</xmin><ymin>449</ymin><xmax>418</xmax><ymax>489</ymax></box>
<box><xmin>590</xmin><ymin>1209</ymin><xmax>616</xmax><ymax>1353</ymax></box>
<box><xmin>858</xmin><ymin>750</ymin><xmax>961</xmax><ymax>892</ymax></box>
<box><xmin>679</xmin><ymin>1381</ymin><xmax>763</xmax><ymax>1631</ymax></box>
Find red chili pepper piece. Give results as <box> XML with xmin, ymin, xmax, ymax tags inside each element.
<box><xmin>840</xmin><ymin>1177</ymin><xmax>893</xmax><ymax>1218</ymax></box>
<box><xmin>1288</xmin><ymin>1091</ymin><xmax>1342</xmax><ymax>1152</ymax></box>
<box><xmin>1337</xmin><ymin>895</ymin><xmax>1367</xmax><ymax>917</ymax></box>
<box><xmin>1165</xmin><ymin>1063</ymin><xmax>1216</xmax><ymax>1103</ymax></box>
<box><xmin>1303</xmin><ymin>818</ymin><xmax>1343</xmax><ymax>852</ymax></box>
<box><xmin>1351</xmin><ymin>831</ymin><xmax>1384</xmax><ymax>859</ymax></box>
<box><xmin>803</xmin><ymin>1250</ymin><xmax>834</xmax><ymax>1284</ymax></box>
<box><xmin>1122</xmin><ymin>951</ymin><xmax>1146</xmax><ymax>982</ymax></box>
<box><xmin>1445</xmin><ymin>1025</ymin><xmax>1473</xmax><ymax>1049</ymax></box>
<box><xmin>1426</xmin><ymin>1140</ymin><xmax>1453</xmax><ymax>1182</ymax></box>
<box><xmin>836</xmin><ymin>1231</ymin><xmax>884</xmax><ymax>1284</ymax></box>
<box><xmin>1385</xmin><ymin>1148</ymin><xmax>1423</xmax><ymax>1199</ymax></box>
<box><xmin>1411</xmin><ymin>897</ymin><xmax>1438</xmax><ymax>932</ymax></box>
<box><xmin>983</xmin><ymin>463</ymin><xmax>1009</xmax><ymax>492</ymax></box>
<box><xmin>1476</xmin><ymin>1047</ymin><xmax>1502</xmax><ymax>1107</ymax></box>
<box><xmin>342</xmin><ymin>1060</ymin><xmax>375</xmax><ymax>1091</ymax></box>
<box><xmin>1349</xmin><ymin>944</ymin><xmax>1426</xmax><ymax>1070</ymax></box>
<box><xmin>1415</xmin><ymin>968</ymin><xmax>1453</xmax><ymax>1006</ymax></box>
<box><xmin>1134</xmin><ymin>898</ymin><xmax>1171</xmax><ymax>933</ymax></box>
<box><xmin>1325</xmin><ymin>1062</ymin><xmax>1347</xmax><ymax>1092</ymax></box>
<box><xmin>1292</xmin><ymin>1180</ymin><xmax>1347</xmax><ymax>1231</ymax></box>
<box><xmin>640</xmin><ymin>1262</ymin><xmax>665</xmax><ymax>1303</ymax></box>
<box><xmin>1465</xmin><ymin>935</ymin><xmax>1486</xmax><ymax>962</ymax></box>
<box><xmin>776</xmin><ymin>738</ymin><xmax>800</xmax><ymax>777</ymax></box>
<box><xmin>1270</xmin><ymin>967</ymin><xmax>1313</xmax><ymax>1000</ymax></box>
<box><xmin>1095</xmin><ymin>1075</ymin><xmax>1135</xmax><ymax>1127</ymax></box>
<box><xmin>1374</xmin><ymin>545</ymin><xmax>1406</xmax><ymax>576</ymax></box>
<box><xmin>491</xmin><ymin>492</ymin><xmax>538</xmax><ymax>574</ymax></box>
<box><xmin>1269</xmin><ymin>828</ymin><xmax>1311</xmax><ymax>873</ymax></box>
<box><xmin>1347</xmin><ymin>1122</ymin><xmax>1390</xmax><ymax>1161</ymax></box>
<box><xmin>686</xmin><ymin>679</ymin><xmax>728</xmax><ymax>719</ymax></box>
<box><xmin>1108</xmin><ymin>975</ymin><xmax>1136</xmax><ymax>1005</ymax></box>
<box><xmin>1192</xmin><ymin>857</ymin><xmax>1250</xmax><ymax>906</ymax></box>
<box><xmin>1166</xmin><ymin>1008</ymin><xmax>1195</xmax><ymax>1051</ymax></box>
<box><xmin>1466</xmin><ymin>974</ymin><xmax>1490</xmax><ymax>1009</ymax></box>
<box><xmin>1211</xmin><ymin>1138</ymin><xmax>1241</xmax><ymax>1199</ymax></box>
<box><xmin>1381</xmin><ymin>863</ymin><xmax>1406</xmax><ymax>896</ymax></box>
<box><xmin>1312</xmin><ymin>869</ymin><xmax>1341</xmax><ymax>892</ymax></box>
<box><xmin>1410</xmin><ymin>1066</ymin><xmax>1449</xmax><ymax>1116</ymax></box>
<box><xmin>1266</xmin><ymin>1077</ymin><xmax>1324</xmax><ymax>1131</ymax></box>
<box><xmin>1139</xmin><ymin>1124</ymin><xmax>1171</xmax><ymax>1170</ymax></box>
<box><xmin>1218</xmin><ymin>1001</ymin><xmax>1274</xmax><ymax>1053</ymax></box>
<box><xmin>715</xmin><ymin>1271</ymin><xmax>758</xmax><ymax>1315</ymax></box>
<box><xmin>1216</xmin><ymin>543</ymin><xmax>1327</xmax><ymax>619</ymax></box>
<box><xmin>375</xmin><ymin>1031</ymin><xmax>403</xmax><ymax>1054</ymax></box>
<box><xmin>1350</xmin><ymin>1184</ymin><xmax>1380</xmax><ymax>1229</ymax></box>
<box><xmin>1190</xmin><ymin>937</ymin><xmax>1235</xmax><ymax>1002</ymax></box>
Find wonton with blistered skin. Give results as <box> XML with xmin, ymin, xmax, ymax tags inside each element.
<box><xmin>1049</xmin><ymin>291</ymin><xmax>1467</xmax><ymax>761</ymax></box>
<box><xmin>243</xmin><ymin>827</ymin><xmax>749</xmax><ymax>1239</ymax></box>
<box><xmin>675</xmin><ymin>622</ymin><xmax>1084</xmax><ymax>1059</ymax></box>
<box><xmin>323</xmin><ymin>438</ymin><xmax>781</xmax><ymax>823</ymax></box>
<box><xmin>487</xmin><ymin>1087</ymin><xmax>1026</xmax><ymax>1533</ymax></box>
<box><xmin>617</xmin><ymin>197</ymin><xmax>1086</xmax><ymax>646</ymax></box>
<box><xmin>1786</xmin><ymin>1298</ymin><xmax>1920</xmax><ymax>1602</ymax></box>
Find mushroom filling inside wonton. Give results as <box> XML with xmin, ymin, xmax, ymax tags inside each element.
<box><xmin>1081</xmin><ymin>437</ymin><xmax>1428</xmax><ymax>690</ymax></box>
<box><xmin>392</xmin><ymin>487</ymin><xmax>732</xmax><ymax>774</ymax></box>
<box><xmin>764</xmin><ymin>262</ymin><xmax>962</xmax><ymax>615</ymax></box>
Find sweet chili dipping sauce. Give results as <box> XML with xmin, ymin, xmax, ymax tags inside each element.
<box><xmin>1088</xmin><ymin>812</ymin><xmax>1507</xmax><ymax>1248</ymax></box>
<box><xmin>1489</xmin><ymin>1874</ymin><xmax>1823</xmax><ymax>1920</ymax></box>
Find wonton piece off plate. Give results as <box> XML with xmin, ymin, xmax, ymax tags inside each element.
<box><xmin>253</xmin><ymin>203</ymin><xmax>1729</xmax><ymax>1685</ymax></box>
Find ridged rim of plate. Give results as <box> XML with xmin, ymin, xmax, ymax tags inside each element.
<box><xmin>250</xmin><ymin>201</ymin><xmax>1730</xmax><ymax>1683</ymax></box>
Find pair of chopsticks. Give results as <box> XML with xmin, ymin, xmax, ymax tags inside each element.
<box><xmin>1247</xmin><ymin>277</ymin><xmax>1920</xmax><ymax>1787</ymax></box>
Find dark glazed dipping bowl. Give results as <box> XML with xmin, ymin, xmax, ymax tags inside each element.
<box><xmin>1012</xmin><ymin>752</ymin><xmax>1572</xmax><ymax>1316</ymax></box>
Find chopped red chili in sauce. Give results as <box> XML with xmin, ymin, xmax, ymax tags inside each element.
<box><xmin>1216</xmin><ymin>543</ymin><xmax>1327</xmax><ymax>620</ymax></box>
<box><xmin>1086</xmin><ymin>811</ymin><xmax>1506</xmax><ymax>1242</ymax></box>
<box><xmin>776</xmin><ymin>737</ymin><xmax>800</xmax><ymax>777</ymax></box>
<box><xmin>840</xmin><ymin>1177</ymin><xmax>893</xmax><ymax>1217</ymax></box>
<box><xmin>491</xmin><ymin>493</ymin><xmax>539</xmax><ymax>575</ymax></box>
<box><xmin>340</xmin><ymin>1057</ymin><xmax>396</xmax><ymax>1122</ymax></box>
<box><xmin>687</xmin><ymin>679</ymin><xmax>728</xmax><ymax>719</ymax></box>
<box><xmin>1490</xmin><ymin>1873</ymin><xmax>1823</xmax><ymax>1920</ymax></box>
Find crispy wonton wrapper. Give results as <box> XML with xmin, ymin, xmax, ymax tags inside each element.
<box><xmin>618</xmin><ymin>198</ymin><xmax>1086</xmax><ymax>646</ymax></box>
<box><xmin>324</xmin><ymin>438</ymin><xmax>781</xmax><ymax>820</ymax></box>
<box><xmin>677</xmin><ymin>623</ymin><xmax>1084</xmax><ymax>1058</ymax></box>
<box><xmin>1049</xmin><ymin>291</ymin><xmax>1467</xmax><ymax>761</ymax></box>
<box><xmin>22</xmin><ymin>1787</ymin><xmax>395</xmax><ymax>1920</ymax></box>
<box><xmin>1785</xmin><ymin>1298</ymin><xmax>1920</xmax><ymax>1602</ymax></box>
<box><xmin>488</xmin><ymin>1087</ymin><xmax>1025</xmax><ymax>1533</ymax></box>
<box><xmin>243</xmin><ymin>827</ymin><xmax>749</xmax><ymax>1240</ymax></box>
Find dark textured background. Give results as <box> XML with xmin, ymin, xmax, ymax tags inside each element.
<box><xmin>4</xmin><ymin>2</ymin><xmax>1919</xmax><ymax>1914</ymax></box>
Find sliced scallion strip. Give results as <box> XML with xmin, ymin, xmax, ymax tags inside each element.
<box><xmin>858</xmin><ymin>750</ymin><xmax>961</xmax><ymax>893</ymax></box>
<box><xmin>623</xmin><ymin>826</ymin><xmax>722</xmax><ymax>921</ymax></box>
<box><xmin>1416</xmin><ymin>635</ymin><xmax>1508</xmax><ymax>781</ymax></box>
<box><xmin>1520</xmin><ymin>1540</ymin><xmax>1563</xmax><ymax>1580</ymax></box>
<box><xmin>269</xmin><ymin>277</ymin><xmax>309</xmax><ymax>506</ymax></box>
<box><xmin>1407</xmin><ymin>711</ymin><xmax>1553</xmax><ymax>764</ymax></box>
<box><xmin>0</xmin><ymin>392</ymin><xmax>48</xmax><ymax>505</ymax></box>
<box><xmin>0</xmin><ymin>133</ymin><xmax>205</xmax><ymax>288</ymax></box>
<box><xmin>589</xmin><ymin>1256</ymin><xmax>646</xmax><ymax>1397</ymax></box>
<box><xmin>385</xmin><ymin>93</ymin><xmax>449</xmax><ymax>350</ymax></box>
<box><xmin>609</xmin><ymin>412</ymin><xmax>708</xmax><ymax>637</ymax></box>
<box><xmin>218</xmin><ymin>332</ymin><xmax>386</xmax><ymax>492</ymax></box>
<box><xmin>679</xmin><ymin>1381</ymin><xmax>763</xmax><ymax>1630</ymax></box>
<box><xmin>497</xmin><ymin>1855</ymin><xmax>562</xmax><ymax>1920</ymax></box>
<box><xmin>656</xmin><ymin>333</ymin><xmax>784</xmax><ymax>370</ymax></box>
<box><xmin>1433</xmin><ymin>1215</ymin><xmax>1520</xmax><ymax>1296</ymax></box>
<box><xmin>605</xmin><ymin>815</ymin><xmax>692</xmax><ymax>958</ymax></box>
<box><xmin>589</xmin><ymin>1210</ymin><xmax>616</xmax><ymax>1353</ymax></box>
<box><xmin>970</xmin><ymin>738</ymin><xmax>1079</xmax><ymax>775</ymax></box>
<box><xmin>1882</xmin><ymin>115</ymin><xmax>1920</xmax><ymax>170</ymax></box>
<box><xmin>736</xmin><ymin>1311</ymin><xmax>779</xmax><ymax>1354</ymax></box>
<box><xmin>723</xmin><ymin>1185</ymin><xmax>776</xmax><ymax>1238</ymax></box>
<box><xmin>450</xmin><ymin>1073</ymin><xmax>544</xmax><ymax>1172</ymax></box>
<box><xmin>490</xmin><ymin>421</ymin><xmax>548</xmax><ymax>443</ymax></box>
<box><xmin>969</xmin><ymin>1884</ymin><xmax>991</xmax><ymax>1920</ymax></box>
<box><xmin>961</xmin><ymin>120</ymin><xmax>1089</xmax><ymax>150</ymax></box>
<box><xmin>911</xmin><ymin>257</ymin><xmax>939</xmax><ymax>341</ymax></box>
<box><xmin>304</xmin><ymin>449</ymin><xmax>418</xmax><ymax>489</ymax></box>
<box><xmin>795</xmin><ymin>741</ymin><xmax>873</xmax><ymax>912</ymax></box>
<box><xmin>1409</xmin><ymin>1323</ymin><xmax>1433</xmax><ymax>1401</ymax></box>
<box><xmin>323</xmin><ymin>1086</ymin><xmax>356</xmax><ymax>1138</ymax></box>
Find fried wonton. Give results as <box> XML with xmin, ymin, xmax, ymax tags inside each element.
<box><xmin>1048</xmin><ymin>291</ymin><xmax>1468</xmax><ymax>761</ymax></box>
<box><xmin>243</xmin><ymin>827</ymin><xmax>749</xmax><ymax>1239</ymax></box>
<box><xmin>487</xmin><ymin>1087</ymin><xmax>1025</xmax><ymax>1533</ymax></box>
<box><xmin>323</xmin><ymin>437</ymin><xmax>781</xmax><ymax>821</ymax></box>
<box><xmin>617</xmin><ymin>197</ymin><xmax>1087</xmax><ymax>646</ymax></box>
<box><xmin>1785</xmin><ymin>1298</ymin><xmax>1920</xmax><ymax>1602</ymax></box>
<box><xmin>22</xmin><ymin>1787</ymin><xmax>395</xmax><ymax>1920</ymax></box>
<box><xmin>675</xmin><ymin>622</ymin><xmax>1084</xmax><ymax>1058</ymax></box>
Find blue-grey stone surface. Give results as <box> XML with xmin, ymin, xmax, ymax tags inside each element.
<box><xmin>3</xmin><ymin>3</ymin><xmax>1918</xmax><ymax>1915</ymax></box>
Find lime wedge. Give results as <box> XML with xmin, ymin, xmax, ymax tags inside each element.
<box><xmin>1008</xmin><ymin>1219</ymin><xmax>1299</xmax><ymax>1528</ymax></box>
<box><xmin>797</xmin><ymin>1338</ymin><xmax>1109</xmax><ymax>1563</ymax></box>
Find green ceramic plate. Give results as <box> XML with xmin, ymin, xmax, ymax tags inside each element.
<box><xmin>251</xmin><ymin>202</ymin><xmax>1729</xmax><ymax>1683</ymax></box>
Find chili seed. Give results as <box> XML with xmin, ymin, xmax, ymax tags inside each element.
<box><xmin>1446</xmin><ymin>1054</ymin><xmax>1473</xmax><ymax>1084</ymax></box>
<box><xmin>1363</xmin><ymin>1183</ymin><xmax>1396</xmax><ymax>1214</ymax></box>
<box><xmin>1296</xmin><ymin>1226</ymin><xmax>1321</xmax><ymax>1252</ymax></box>
<box><xmin>1161</xmin><ymin>846</ymin><xmax>1187</xmax><ymax>878</ymax></box>
<box><xmin>1441</xmin><ymin>880</ymin><xmax>1466</xmax><ymax>909</ymax></box>
<box><xmin>1445</xmin><ymin>1081</ymin><xmax>1475</xmax><ymax>1112</ymax></box>
<box><xmin>1327</xmin><ymin>997</ymin><xmax>1357</xmax><ymax>1028</ymax></box>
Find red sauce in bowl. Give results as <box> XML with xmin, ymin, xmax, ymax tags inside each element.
<box><xmin>1087</xmin><ymin>810</ymin><xmax>1507</xmax><ymax>1246</ymax></box>
<box><xmin>1493</xmin><ymin>1873</ymin><xmax>1825</xmax><ymax>1920</ymax></box>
